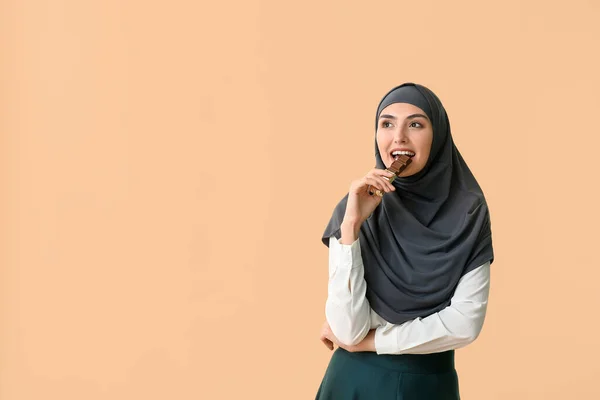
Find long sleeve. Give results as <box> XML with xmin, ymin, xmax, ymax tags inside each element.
<box><xmin>374</xmin><ymin>261</ymin><xmax>491</xmax><ymax>355</ymax></box>
<box><xmin>325</xmin><ymin>236</ymin><xmax>371</xmax><ymax>346</ymax></box>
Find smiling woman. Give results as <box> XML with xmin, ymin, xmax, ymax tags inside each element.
<box><xmin>315</xmin><ymin>83</ymin><xmax>494</xmax><ymax>399</ymax></box>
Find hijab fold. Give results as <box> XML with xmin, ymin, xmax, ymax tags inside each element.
<box><xmin>322</xmin><ymin>83</ymin><xmax>494</xmax><ymax>325</ymax></box>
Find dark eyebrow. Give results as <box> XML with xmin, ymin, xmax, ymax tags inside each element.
<box><xmin>406</xmin><ymin>113</ymin><xmax>429</xmax><ymax>120</ymax></box>
<box><xmin>379</xmin><ymin>113</ymin><xmax>429</xmax><ymax>121</ymax></box>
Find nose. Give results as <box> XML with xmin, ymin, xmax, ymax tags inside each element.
<box><xmin>393</xmin><ymin>126</ymin><xmax>408</xmax><ymax>144</ymax></box>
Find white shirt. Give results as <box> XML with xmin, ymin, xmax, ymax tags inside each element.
<box><xmin>325</xmin><ymin>236</ymin><xmax>490</xmax><ymax>355</ymax></box>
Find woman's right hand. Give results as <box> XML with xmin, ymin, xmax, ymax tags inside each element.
<box><xmin>342</xmin><ymin>169</ymin><xmax>396</xmax><ymax>227</ymax></box>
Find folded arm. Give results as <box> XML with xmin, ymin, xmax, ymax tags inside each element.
<box><xmin>375</xmin><ymin>261</ymin><xmax>490</xmax><ymax>354</ymax></box>
<box><xmin>324</xmin><ymin>236</ymin><xmax>491</xmax><ymax>352</ymax></box>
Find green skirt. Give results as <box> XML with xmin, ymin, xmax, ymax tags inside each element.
<box><xmin>315</xmin><ymin>348</ymin><xmax>460</xmax><ymax>400</ymax></box>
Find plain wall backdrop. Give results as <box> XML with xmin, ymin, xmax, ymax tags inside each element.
<box><xmin>2</xmin><ymin>1</ymin><xmax>599</xmax><ymax>399</ymax></box>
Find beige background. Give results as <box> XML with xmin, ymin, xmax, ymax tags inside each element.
<box><xmin>2</xmin><ymin>1</ymin><xmax>599</xmax><ymax>399</ymax></box>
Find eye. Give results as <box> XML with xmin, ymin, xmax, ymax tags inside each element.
<box><xmin>381</xmin><ymin>121</ymin><xmax>394</xmax><ymax>128</ymax></box>
<box><xmin>409</xmin><ymin>121</ymin><xmax>424</xmax><ymax>128</ymax></box>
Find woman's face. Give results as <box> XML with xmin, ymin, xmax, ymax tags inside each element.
<box><xmin>376</xmin><ymin>102</ymin><xmax>433</xmax><ymax>177</ymax></box>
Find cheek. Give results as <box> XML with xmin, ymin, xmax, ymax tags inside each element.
<box><xmin>418</xmin><ymin>149</ymin><xmax>431</xmax><ymax>166</ymax></box>
<box><xmin>376</xmin><ymin>131</ymin><xmax>388</xmax><ymax>152</ymax></box>
<box><xmin>419</xmin><ymin>133</ymin><xmax>433</xmax><ymax>161</ymax></box>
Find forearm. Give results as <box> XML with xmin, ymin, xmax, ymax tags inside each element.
<box><xmin>339</xmin><ymin>219</ymin><xmax>361</xmax><ymax>245</ymax></box>
<box><xmin>374</xmin><ymin>263</ymin><xmax>491</xmax><ymax>355</ymax></box>
<box><xmin>375</xmin><ymin>304</ymin><xmax>486</xmax><ymax>354</ymax></box>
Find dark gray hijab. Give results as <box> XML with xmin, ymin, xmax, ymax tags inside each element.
<box><xmin>322</xmin><ymin>83</ymin><xmax>494</xmax><ymax>325</ymax></box>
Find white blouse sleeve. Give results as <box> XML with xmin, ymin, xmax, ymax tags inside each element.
<box><xmin>375</xmin><ymin>261</ymin><xmax>491</xmax><ymax>355</ymax></box>
<box><xmin>324</xmin><ymin>236</ymin><xmax>371</xmax><ymax>346</ymax></box>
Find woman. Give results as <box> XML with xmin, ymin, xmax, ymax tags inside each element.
<box><xmin>316</xmin><ymin>83</ymin><xmax>494</xmax><ymax>399</ymax></box>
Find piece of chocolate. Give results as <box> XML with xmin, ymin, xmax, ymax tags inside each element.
<box><xmin>386</xmin><ymin>155</ymin><xmax>412</xmax><ymax>183</ymax></box>
<box><xmin>369</xmin><ymin>155</ymin><xmax>412</xmax><ymax>196</ymax></box>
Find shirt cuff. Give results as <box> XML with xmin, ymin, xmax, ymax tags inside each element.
<box><xmin>330</xmin><ymin>236</ymin><xmax>362</xmax><ymax>270</ymax></box>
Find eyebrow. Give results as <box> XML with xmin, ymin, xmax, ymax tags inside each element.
<box><xmin>379</xmin><ymin>113</ymin><xmax>429</xmax><ymax>120</ymax></box>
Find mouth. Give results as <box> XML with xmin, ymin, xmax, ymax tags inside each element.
<box><xmin>391</xmin><ymin>149</ymin><xmax>415</xmax><ymax>160</ymax></box>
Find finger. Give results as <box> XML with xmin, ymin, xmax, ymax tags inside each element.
<box><xmin>368</xmin><ymin>171</ymin><xmax>396</xmax><ymax>190</ymax></box>
<box><xmin>363</xmin><ymin>176</ymin><xmax>385</xmax><ymax>190</ymax></box>
<box><xmin>373</xmin><ymin>169</ymin><xmax>396</xmax><ymax>179</ymax></box>
<box><xmin>364</xmin><ymin>177</ymin><xmax>390</xmax><ymax>193</ymax></box>
<box><xmin>370</xmin><ymin>169</ymin><xmax>396</xmax><ymax>182</ymax></box>
<box><xmin>321</xmin><ymin>337</ymin><xmax>334</xmax><ymax>350</ymax></box>
<box><xmin>320</xmin><ymin>330</ymin><xmax>332</xmax><ymax>340</ymax></box>
<box><xmin>367</xmin><ymin>184</ymin><xmax>386</xmax><ymax>197</ymax></box>
<box><xmin>377</xmin><ymin>176</ymin><xmax>396</xmax><ymax>191</ymax></box>
<box><xmin>356</xmin><ymin>182</ymin><xmax>386</xmax><ymax>198</ymax></box>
